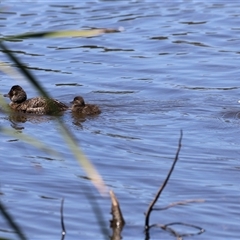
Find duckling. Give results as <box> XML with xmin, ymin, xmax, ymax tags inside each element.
<box><xmin>71</xmin><ymin>96</ymin><xmax>101</xmax><ymax>115</ymax></box>
<box><xmin>4</xmin><ymin>85</ymin><xmax>68</xmax><ymax>115</ymax></box>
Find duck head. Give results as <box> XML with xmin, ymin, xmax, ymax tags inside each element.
<box><xmin>71</xmin><ymin>96</ymin><xmax>85</xmax><ymax>107</ymax></box>
<box><xmin>4</xmin><ymin>85</ymin><xmax>27</xmax><ymax>103</ymax></box>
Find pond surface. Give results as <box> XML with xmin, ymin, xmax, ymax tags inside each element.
<box><xmin>0</xmin><ymin>1</ymin><xmax>240</xmax><ymax>239</ymax></box>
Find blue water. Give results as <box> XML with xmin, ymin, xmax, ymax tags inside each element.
<box><xmin>0</xmin><ymin>1</ymin><xmax>240</xmax><ymax>239</ymax></box>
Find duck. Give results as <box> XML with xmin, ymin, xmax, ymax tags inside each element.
<box><xmin>4</xmin><ymin>85</ymin><xmax>68</xmax><ymax>115</ymax></box>
<box><xmin>71</xmin><ymin>96</ymin><xmax>101</xmax><ymax>116</ymax></box>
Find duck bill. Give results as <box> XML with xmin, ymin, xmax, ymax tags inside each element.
<box><xmin>3</xmin><ymin>93</ymin><xmax>9</xmax><ymax>98</ymax></box>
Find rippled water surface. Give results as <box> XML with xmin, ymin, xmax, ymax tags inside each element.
<box><xmin>1</xmin><ymin>1</ymin><xmax>240</xmax><ymax>239</ymax></box>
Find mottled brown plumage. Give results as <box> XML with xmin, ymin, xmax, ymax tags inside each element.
<box><xmin>4</xmin><ymin>85</ymin><xmax>68</xmax><ymax>115</ymax></box>
<box><xmin>71</xmin><ymin>96</ymin><xmax>101</xmax><ymax>115</ymax></box>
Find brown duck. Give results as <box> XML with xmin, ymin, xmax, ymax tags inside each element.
<box><xmin>71</xmin><ymin>96</ymin><xmax>101</xmax><ymax>116</ymax></box>
<box><xmin>4</xmin><ymin>85</ymin><xmax>68</xmax><ymax>115</ymax></box>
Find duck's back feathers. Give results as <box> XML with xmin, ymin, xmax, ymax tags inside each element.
<box><xmin>11</xmin><ymin>97</ymin><xmax>68</xmax><ymax>114</ymax></box>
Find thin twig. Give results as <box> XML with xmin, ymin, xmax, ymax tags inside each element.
<box><xmin>60</xmin><ymin>198</ymin><xmax>66</xmax><ymax>238</ymax></box>
<box><xmin>154</xmin><ymin>199</ymin><xmax>205</xmax><ymax>211</ymax></box>
<box><xmin>159</xmin><ymin>222</ymin><xmax>205</xmax><ymax>237</ymax></box>
<box><xmin>145</xmin><ymin>130</ymin><xmax>183</xmax><ymax>229</ymax></box>
<box><xmin>147</xmin><ymin>222</ymin><xmax>205</xmax><ymax>239</ymax></box>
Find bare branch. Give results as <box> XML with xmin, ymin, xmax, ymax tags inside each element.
<box><xmin>154</xmin><ymin>199</ymin><xmax>205</xmax><ymax>211</ymax></box>
<box><xmin>109</xmin><ymin>190</ymin><xmax>125</xmax><ymax>240</ymax></box>
<box><xmin>151</xmin><ymin>222</ymin><xmax>205</xmax><ymax>238</ymax></box>
<box><xmin>145</xmin><ymin>130</ymin><xmax>183</xmax><ymax>229</ymax></box>
<box><xmin>61</xmin><ymin>198</ymin><xmax>66</xmax><ymax>240</ymax></box>
<box><xmin>110</xmin><ymin>190</ymin><xmax>125</xmax><ymax>228</ymax></box>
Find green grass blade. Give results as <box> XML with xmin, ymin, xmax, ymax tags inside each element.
<box><xmin>2</xmin><ymin>28</ymin><xmax>121</xmax><ymax>41</ymax></box>
<box><xmin>0</xmin><ymin>41</ymin><xmax>49</xmax><ymax>99</ymax></box>
<box><xmin>0</xmin><ymin>41</ymin><xmax>107</xmax><ymax>195</ymax></box>
<box><xmin>0</xmin><ymin>127</ymin><xmax>60</xmax><ymax>157</ymax></box>
<box><xmin>0</xmin><ymin>61</ymin><xmax>23</xmax><ymax>81</ymax></box>
<box><xmin>58</xmin><ymin>121</ymin><xmax>107</xmax><ymax>195</ymax></box>
<box><xmin>0</xmin><ymin>201</ymin><xmax>27</xmax><ymax>240</ymax></box>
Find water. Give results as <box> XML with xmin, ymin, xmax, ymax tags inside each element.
<box><xmin>0</xmin><ymin>1</ymin><xmax>240</xmax><ymax>239</ymax></box>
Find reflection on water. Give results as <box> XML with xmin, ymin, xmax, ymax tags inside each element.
<box><xmin>9</xmin><ymin>112</ymin><xmax>27</xmax><ymax>123</ymax></box>
<box><xmin>7</xmin><ymin>110</ymin><xmax>61</xmax><ymax>125</ymax></box>
<box><xmin>1</xmin><ymin>1</ymin><xmax>240</xmax><ymax>239</ymax></box>
<box><xmin>71</xmin><ymin>111</ymin><xmax>86</xmax><ymax>128</ymax></box>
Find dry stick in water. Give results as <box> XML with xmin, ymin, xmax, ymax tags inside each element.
<box><xmin>110</xmin><ymin>190</ymin><xmax>125</xmax><ymax>228</ymax></box>
<box><xmin>144</xmin><ymin>130</ymin><xmax>183</xmax><ymax>229</ymax></box>
<box><xmin>154</xmin><ymin>199</ymin><xmax>205</xmax><ymax>211</ymax></box>
<box><xmin>109</xmin><ymin>190</ymin><xmax>125</xmax><ymax>240</ymax></box>
<box><xmin>61</xmin><ymin>198</ymin><xmax>66</xmax><ymax>240</ymax></box>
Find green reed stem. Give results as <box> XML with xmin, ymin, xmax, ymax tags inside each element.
<box><xmin>0</xmin><ymin>201</ymin><xmax>27</xmax><ymax>240</ymax></box>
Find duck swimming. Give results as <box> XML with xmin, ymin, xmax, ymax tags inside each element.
<box><xmin>71</xmin><ymin>96</ymin><xmax>101</xmax><ymax>116</ymax></box>
<box><xmin>4</xmin><ymin>85</ymin><xmax>68</xmax><ymax>115</ymax></box>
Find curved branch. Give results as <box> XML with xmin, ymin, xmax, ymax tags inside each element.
<box><xmin>145</xmin><ymin>130</ymin><xmax>183</xmax><ymax>229</ymax></box>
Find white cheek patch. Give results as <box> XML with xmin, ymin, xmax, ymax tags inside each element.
<box><xmin>238</xmin><ymin>100</ymin><xmax>240</xmax><ymax>103</ymax></box>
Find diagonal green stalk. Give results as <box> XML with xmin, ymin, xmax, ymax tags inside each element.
<box><xmin>0</xmin><ymin>126</ymin><xmax>60</xmax><ymax>157</ymax></box>
<box><xmin>0</xmin><ymin>200</ymin><xmax>27</xmax><ymax>240</ymax></box>
<box><xmin>0</xmin><ymin>41</ymin><xmax>49</xmax><ymax>99</ymax></box>
<box><xmin>0</xmin><ymin>28</ymin><xmax>115</xmax><ymax>239</ymax></box>
<box><xmin>1</xmin><ymin>28</ymin><xmax>120</xmax><ymax>41</ymax></box>
<box><xmin>0</xmin><ymin>41</ymin><xmax>106</xmax><ymax>194</ymax></box>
